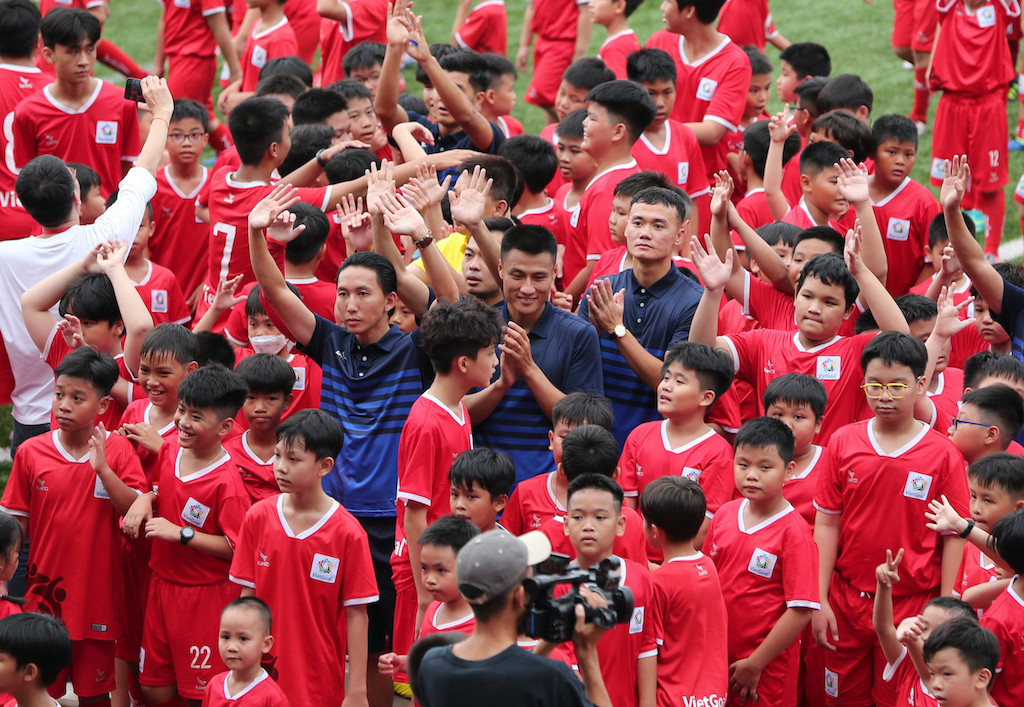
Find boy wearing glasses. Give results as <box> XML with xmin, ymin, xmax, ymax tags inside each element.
<box><xmin>813</xmin><ymin>331</ymin><xmax>970</xmax><ymax>707</ymax></box>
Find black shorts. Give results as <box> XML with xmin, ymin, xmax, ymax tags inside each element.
<box><xmin>357</xmin><ymin>515</ymin><xmax>397</xmax><ymax>654</ymax></box>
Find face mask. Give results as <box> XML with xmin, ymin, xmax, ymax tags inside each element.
<box><xmin>250</xmin><ymin>334</ymin><xmax>288</xmax><ymax>355</ymax></box>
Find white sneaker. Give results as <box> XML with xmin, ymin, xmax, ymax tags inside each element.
<box><xmin>915</xmin><ymin>121</ymin><xmax>927</xmax><ymax>136</ymax></box>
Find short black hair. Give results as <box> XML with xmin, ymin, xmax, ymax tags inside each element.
<box><xmin>799</xmin><ymin>140</ymin><xmax>849</xmax><ymax>178</ymax></box>
<box><xmin>794</xmin><ymin>227</ymin><xmax>844</xmax><ymax>256</ymax></box>
<box><xmin>662</xmin><ymin>341</ymin><xmax>734</xmax><ymax>406</ymax></box>
<box><xmin>585</xmin><ymin>80</ymin><xmax>657</xmax><ymax>143</ymax></box>
<box><xmin>284</xmin><ymin>202</ymin><xmax>331</xmax><ymax>264</ymax></box>
<box><xmin>170</xmin><ymin>99</ymin><xmax>210</xmax><ymax>131</ymax></box>
<box><xmin>896</xmin><ymin>293</ymin><xmax>937</xmax><ymax>326</ymax></box>
<box><xmin>67</xmin><ymin>162</ymin><xmax>101</xmax><ymax>200</ymax></box>
<box><xmin>343</xmin><ymin>41</ymin><xmax>386</xmax><ymax>74</ymax></box>
<box><xmin>567</xmin><ymin>473</ymin><xmax>624</xmax><ymax>513</ymax></box>
<box><xmin>990</xmin><ymin>508</ymin><xmax>1024</xmax><ymax>574</ymax></box>
<box><xmin>968</xmin><ymin>452</ymin><xmax>1024</xmax><ymax>500</ymax></box>
<box><xmin>923</xmin><ymin>618</ymin><xmax>999</xmax><ymax>686</ymax></box>
<box><xmin>639</xmin><ymin>476</ymin><xmax>705</xmax><ymax>543</ymax></box>
<box><xmin>964</xmin><ymin>351</ymin><xmax>1024</xmax><ymax>391</ymax></box>
<box><xmin>234</xmin><ymin>353</ymin><xmax>295</xmax><ymax>397</ymax></box>
<box><xmin>195</xmin><ymin>331</ymin><xmax>236</xmax><ymax>369</ymax></box>
<box><xmin>40</xmin><ymin>6</ymin><xmax>98</xmax><ymax>48</ymax></box>
<box><xmin>631</xmin><ymin>185</ymin><xmax>691</xmax><ymax>224</ymax></box>
<box><xmin>255</xmin><ymin>73</ymin><xmax>308</xmax><ymax>100</ymax></box>
<box><xmin>743</xmin><ymin>120</ymin><xmax>800</xmax><ymax>179</ymax></box>
<box><xmin>794</xmin><ymin>76</ymin><xmax>829</xmax><ymax>119</ymax></box>
<box><xmin>417</xmin><ymin>514</ymin><xmax>480</xmax><ymax>551</ymax></box>
<box><xmin>482</xmin><ymin>53</ymin><xmax>517</xmax><ymax>86</ymax></box>
<box><xmin>499</xmin><ymin>135</ymin><xmax>557</xmax><ymax>195</ymax></box>
<box><xmin>500</xmin><ymin>224</ymin><xmax>557</xmax><ymax>262</ymax></box>
<box><xmin>15</xmin><ymin>155</ymin><xmax>76</xmax><ymax>227</ymax></box>
<box><xmin>439</xmin><ymin>48</ymin><xmax>490</xmax><ymax>94</ymax></box>
<box><xmin>556</xmin><ymin>108</ymin><xmax>587</xmax><ymax>140</ymax></box>
<box><xmin>796</xmin><ymin>253</ymin><xmax>859</xmax><ymax>310</ymax></box>
<box><xmin>626</xmin><ymin>48</ymin><xmax>676</xmax><ymax>85</ymax></box>
<box><xmin>277</xmin><ymin>408</ymin><xmax>343</xmax><ymax>460</ymax></box>
<box><xmin>872</xmin><ymin>114</ymin><xmax>918</xmax><ymax>150</ymax></box>
<box><xmin>763</xmin><ymin>373</ymin><xmax>827</xmax><ymax>420</ymax></box>
<box><xmin>0</xmin><ymin>613</ymin><xmax>71</xmax><ymax>686</ymax></box>
<box><xmin>926</xmin><ymin>596</ymin><xmax>977</xmax><ymax>622</ymax></box>
<box><xmin>928</xmin><ymin>210</ymin><xmax>975</xmax><ymax>249</ymax></box>
<box><xmin>812</xmin><ymin>111</ymin><xmax>874</xmax><ymax>164</ymax></box>
<box><xmin>621</xmin><ymin>0</ymin><xmax>643</xmax><ymax>17</ymax></box>
<box><xmin>734</xmin><ymin>416</ymin><xmax>795</xmax><ymax>465</ymax></box>
<box><xmin>779</xmin><ymin>42</ymin><xmax>831</xmax><ymax>79</ymax></box>
<box><xmin>670</xmin><ymin>0</ymin><xmax>726</xmax><ymax>24</ymax></box>
<box><xmin>246</xmin><ymin>282</ymin><xmax>301</xmax><ymax>320</ymax></box>
<box><xmin>961</xmin><ymin>383</ymin><xmax>1024</xmax><ymax>444</ymax></box>
<box><xmin>414</xmin><ymin>44</ymin><xmax>460</xmax><ymax>86</ymax></box>
<box><xmin>551</xmin><ymin>393</ymin><xmax>614</xmax><ymax>431</ymax></box>
<box><xmin>756</xmin><ymin>222</ymin><xmax>800</xmax><ymax>249</ymax></box>
<box><xmin>54</xmin><ymin>346</ymin><xmax>119</xmax><ymax>397</ymax></box>
<box><xmin>141</xmin><ymin>324</ymin><xmax>199</xmax><ymax>366</ymax></box>
<box><xmin>562</xmin><ymin>57</ymin><xmax>616</xmax><ymax>90</ymax></box>
<box><xmin>0</xmin><ymin>512</ymin><xmax>23</xmax><ymax>564</ymax></box>
<box><xmin>397</xmin><ymin>93</ymin><xmax>429</xmax><ymax>115</ymax></box>
<box><xmin>222</xmin><ymin>596</ymin><xmax>273</xmax><ymax>634</ymax></box>
<box><xmin>560</xmin><ymin>425</ymin><xmax>620</xmax><ymax>481</ymax></box>
<box><xmin>259</xmin><ymin>56</ymin><xmax>313</xmax><ymax>86</ymax></box>
<box><xmin>324</xmin><ymin>147</ymin><xmax>380</xmax><ymax>184</ymax></box>
<box><xmin>59</xmin><ymin>273</ymin><xmax>121</xmax><ymax>327</ymax></box>
<box><xmin>327</xmin><ymin>78</ymin><xmax>373</xmax><ymax>102</ymax></box>
<box><xmin>614</xmin><ymin>171</ymin><xmax>671</xmax><ymax>199</ymax></box>
<box><xmin>449</xmin><ymin>448</ymin><xmax>515</xmax><ymax>500</ymax></box>
<box><xmin>743</xmin><ymin>45</ymin><xmax>772</xmax><ymax>75</ymax></box>
<box><xmin>861</xmin><ymin>331</ymin><xmax>928</xmax><ymax>379</ymax></box>
<box><xmin>817</xmin><ymin>74</ymin><xmax>873</xmax><ymax>116</ymax></box>
<box><xmin>279</xmin><ymin>124</ymin><xmax>333</xmax><ymax>176</ymax></box>
<box><xmin>457</xmin><ymin>155</ymin><xmax>519</xmax><ymax>212</ymax></box>
<box><xmin>0</xmin><ymin>0</ymin><xmax>40</xmax><ymax>58</ymax></box>
<box><xmin>228</xmin><ymin>97</ymin><xmax>291</xmax><ymax>166</ymax></box>
<box><xmin>419</xmin><ymin>298</ymin><xmax>502</xmax><ymax>374</ymax></box>
<box><xmin>291</xmin><ymin>88</ymin><xmax>348</xmax><ymax>126</ymax></box>
<box><xmin>339</xmin><ymin>251</ymin><xmax>398</xmax><ymax>294</ymax></box>
<box><xmin>177</xmin><ymin>364</ymin><xmax>249</xmax><ymax>421</ymax></box>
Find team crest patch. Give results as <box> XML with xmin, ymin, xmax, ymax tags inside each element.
<box><xmin>629</xmin><ymin>606</ymin><xmax>645</xmax><ymax>634</ymax></box>
<box><xmin>682</xmin><ymin>467</ymin><xmax>702</xmax><ymax>482</ymax></box>
<box><xmin>825</xmin><ymin>669</ymin><xmax>839</xmax><ymax>698</ymax></box>
<box><xmin>696</xmin><ymin>77</ymin><xmax>718</xmax><ymax>101</ymax></box>
<box><xmin>931</xmin><ymin>158</ymin><xmax>946</xmax><ymax>181</ymax></box>
<box><xmin>747</xmin><ymin>548</ymin><xmax>778</xmax><ymax>579</ymax></box>
<box><xmin>252</xmin><ymin>45</ymin><xmax>268</xmax><ymax>69</ymax></box>
<box><xmin>886</xmin><ymin>218</ymin><xmax>910</xmax><ymax>242</ymax></box>
<box><xmin>96</xmin><ymin>121</ymin><xmax>118</xmax><ymax>145</ymax></box>
<box><xmin>310</xmin><ymin>553</ymin><xmax>340</xmax><ymax>583</ymax></box>
<box><xmin>977</xmin><ymin>5</ymin><xmax>996</xmax><ymax>27</ymax></box>
<box><xmin>677</xmin><ymin>161</ymin><xmax>689</xmax><ymax>185</ymax></box>
<box><xmin>903</xmin><ymin>472</ymin><xmax>933</xmax><ymax>501</ymax></box>
<box><xmin>816</xmin><ymin>355</ymin><xmax>840</xmax><ymax>381</ymax></box>
<box><xmin>93</xmin><ymin>476</ymin><xmax>110</xmax><ymax>500</ymax></box>
<box><xmin>293</xmin><ymin>366</ymin><xmax>307</xmax><ymax>391</ymax></box>
<box><xmin>181</xmin><ymin>497</ymin><xmax>211</xmax><ymax>528</ymax></box>
<box><xmin>151</xmin><ymin>290</ymin><xmax>168</xmax><ymax>313</ymax></box>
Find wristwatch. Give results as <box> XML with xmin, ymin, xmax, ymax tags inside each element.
<box><xmin>608</xmin><ymin>324</ymin><xmax>627</xmax><ymax>340</ymax></box>
<box><xmin>315</xmin><ymin>149</ymin><xmax>328</xmax><ymax>167</ymax></box>
<box><xmin>180</xmin><ymin>525</ymin><xmax>196</xmax><ymax>546</ymax></box>
<box><xmin>413</xmin><ymin>230</ymin><xmax>434</xmax><ymax>249</ymax></box>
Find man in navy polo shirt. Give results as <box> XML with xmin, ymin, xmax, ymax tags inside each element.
<box><xmin>578</xmin><ymin>185</ymin><xmax>704</xmax><ymax>446</ymax></box>
<box><xmin>466</xmin><ymin>225</ymin><xmax>604</xmax><ymax>485</ymax></box>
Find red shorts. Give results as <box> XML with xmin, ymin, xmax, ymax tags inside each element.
<box><xmin>166</xmin><ymin>54</ymin><xmax>217</xmax><ymax>113</ymax></box>
<box><xmin>391</xmin><ymin>585</ymin><xmax>417</xmax><ymax>683</ymax></box>
<box><xmin>727</xmin><ymin>641</ymin><xmax>799</xmax><ymax>707</ymax></box>
<box><xmin>823</xmin><ymin>577</ymin><xmax>931</xmax><ymax>707</ymax></box>
<box><xmin>48</xmin><ymin>639</ymin><xmax>116</xmax><ymax>699</ymax></box>
<box><xmin>115</xmin><ymin>535</ymin><xmax>153</xmax><ymax>663</ymax></box>
<box><xmin>930</xmin><ymin>91</ymin><xmax>1009</xmax><ymax>192</ymax></box>
<box><xmin>892</xmin><ymin>0</ymin><xmax>937</xmax><ymax>51</ymax></box>
<box><xmin>526</xmin><ymin>37</ymin><xmax>575</xmax><ymax>107</ymax></box>
<box><xmin>140</xmin><ymin>576</ymin><xmax>238</xmax><ymax>699</ymax></box>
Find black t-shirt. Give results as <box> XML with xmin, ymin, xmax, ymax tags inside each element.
<box><xmin>417</xmin><ymin>645</ymin><xmax>594</xmax><ymax>707</ymax></box>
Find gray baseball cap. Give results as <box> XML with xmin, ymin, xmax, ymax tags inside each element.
<box><xmin>457</xmin><ymin>530</ymin><xmax>552</xmax><ymax>604</ymax></box>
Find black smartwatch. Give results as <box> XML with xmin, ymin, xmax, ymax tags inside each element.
<box><xmin>180</xmin><ymin>525</ymin><xmax>196</xmax><ymax>546</ymax></box>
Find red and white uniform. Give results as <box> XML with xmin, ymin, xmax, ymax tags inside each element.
<box><xmin>981</xmin><ymin>580</ymin><xmax>1024</xmax><ymax>707</ymax></box>
<box><xmin>0</xmin><ymin>63</ymin><xmax>47</xmax><ymax>240</ymax></box>
<box><xmin>229</xmin><ymin>495</ymin><xmax>379</xmax><ymax>707</ymax></box>
<box><xmin>316</xmin><ymin>0</ymin><xmax>388</xmax><ymax>86</ymax></box>
<box><xmin>418</xmin><ymin>601</ymin><xmax>475</xmax><ymax>639</ymax></box>
<box><xmin>224</xmin><ymin>279</ymin><xmax>335</xmax><ymax>347</ymax></box>
<box><xmin>953</xmin><ymin>546</ymin><xmax>1000</xmax><ymax>600</ymax></box>
<box><xmin>151</xmin><ymin>165</ymin><xmax>210</xmax><ymax>298</ymax></box>
<box><xmin>781</xmin><ymin>200</ymin><xmax>844</xmax><ymax>231</ymax></box>
<box><xmin>643</xmin><ymin>32</ymin><xmax>751</xmax><ymax>180</ymax></box>
<box><xmin>118</xmin><ymin>399</ymin><xmax>178</xmax><ymax>483</ymax></box>
<box><xmin>741</xmin><ymin>275</ymin><xmax>863</xmax><ymax>339</ymax></box>
<box><xmin>132</xmin><ymin>260</ymin><xmax>191</xmax><ymax>326</ymax></box>
<box><xmin>882</xmin><ymin>646</ymin><xmax>939</xmax><ymax>707</ymax></box>
<box><xmin>927</xmin><ymin>367</ymin><xmax>963</xmax><ymax>426</ymax></box>
<box><xmin>162</xmin><ymin>0</ymin><xmax>224</xmax><ymax>59</ymax></box>
<box><xmin>540</xmin><ymin>507</ymin><xmax>649</xmax><ymax>565</ymax></box>
<box><xmin>567</xmin><ymin>160</ymin><xmax>639</xmax><ymax>286</ymax></box>
<box><xmin>240</xmin><ymin>18</ymin><xmax>299</xmax><ymax>92</ymax></box>
<box><xmin>632</xmin><ymin>120</ymin><xmax>711</xmax><ymax>201</ymax></box>
<box><xmin>716</xmin><ymin>0</ymin><xmax>779</xmax><ymax>50</ymax></box>
<box><xmin>201</xmin><ymin>670</ymin><xmax>289</xmax><ymax>707</ymax></box>
<box><xmin>723</xmin><ymin>330</ymin><xmax>876</xmax><ymax>444</ymax></box>
<box><xmin>13</xmin><ymin>80</ymin><xmax>141</xmax><ymax>199</ymax></box>
<box><xmin>454</xmin><ymin>0</ymin><xmax>507</xmax><ymax>56</ymax></box>
<box><xmin>872</xmin><ymin>177</ymin><xmax>940</xmax><ymax>298</ymax></box>
<box><xmin>706</xmin><ymin>499</ymin><xmax>819</xmax><ymax>707</ymax></box>
<box><xmin>230</xmin><ymin>349</ymin><xmax>323</xmax><ymax>429</ymax></box>
<box><xmin>783</xmin><ymin>445</ymin><xmax>824</xmax><ymax>527</ymax></box>
<box><xmin>596</xmin><ymin>30</ymin><xmax>640</xmax><ymax>79</ymax></box>
<box><xmin>501</xmin><ymin>470</ymin><xmax>562</xmax><ymax>535</ymax></box>
<box><xmin>517</xmin><ymin>199</ymin><xmax>565</xmax><ymax>247</ymax></box>
<box><xmin>223</xmin><ymin>431</ymin><xmax>277</xmax><ymax>503</ymax></box>
<box><xmin>651</xmin><ymin>553</ymin><xmax>729</xmax><ymax>707</ymax></box>
<box><xmin>735</xmin><ymin>188</ymin><xmax>775</xmax><ymax>230</ymax></box>
<box><xmin>496</xmin><ymin>115</ymin><xmax>524</xmax><ymax>139</ymax></box>
<box><xmin>930</xmin><ymin>0</ymin><xmax>1019</xmax><ymax>96</ymax></box>
<box><xmin>0</xmin><ymin>430</ymin><xmax>146</xmax><ymax>639</ymax></box>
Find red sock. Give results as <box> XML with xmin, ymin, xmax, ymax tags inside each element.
<box><xmin>209</xmin><ymin>122</ymin><xmax>233</xmax><ymax>153</ymax></box>
<box><xmin>910</xmin><ymin>67</ymin><xmax>930</xmax><ymax>124</ymax></box>
<box><xmin>978</xmin><ymin>189</ymin><xmax>1006</xmax><ymax>255</ymax></box>
<box><xmin>97</xmin><ymin>40</ymin><xmax>146</xmax><ymax>79</ymax></box>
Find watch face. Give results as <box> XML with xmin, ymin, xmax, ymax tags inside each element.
<box><xmin>181</xmin><ymin>526</ymin><xmax>195</xmax><ymax>540</ymax></box>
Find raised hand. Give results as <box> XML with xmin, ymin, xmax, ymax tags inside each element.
<box><xmin>710</xmin><ymin>171</ymin><xmax>734</xmax><ymax>219</ymax></box>
<box><xmin>96</xmin><ymin>238</ymin><xmax>130</xmax><ymax>273</ymax></box>
<box><xmin>404</xmin><ymin>9</ymin><xmax>430</xmax><ymax>63</ymax></box>
<box><xmin>836</xmin><ymin>158</ymin><xmax>869</xmax><ymax>205</ymax></box>
<box><xmin>939</xmin><ymin>155</ymin><xmax>970</xmax><ymax>211</ymax></box>
<box><xmin>265</xmin><ymin>208</ymin><xmax>307</xmax><ymax>245</ymax></box>
<box><xmin>386</xmin><ymin>0</ymin><xmax>412</xmax><ymax>47</ymax></box>
<box><xmin>414</xmin><ymin>163</ymin><xmax>450</xmax><ymax>205</ymax></box>
<box><xmin>875</xmin><ymin>548</ymin><xmax>904</xmax><ymax>588</ymax></box>
<box><xmin>378</xmin><ymin>191</ymin><xmax>428</xmax><ymax>237</ymax></box>
<box><xmin>337</xmin><ymin>194</ymin><xmax>372</xmax><ymax>251</ymax></box>
<box><xmin>925</xmin><ymin>494</ymin><xmax>969</xmax><ymax>535</ymax></box>
<box><xmin>768</xmin><ymin>106</ymin><xmax>795</xmax><ymax>143</ymax></box>
<box><xmin>844</xmin><ymin>221</ymin><xmax>865</xmax><ymax>276</ymax></box>
<box><xmin>57</xmin><ymin>314</ymin><xmax>86</xmax><ymax>350</ymax></box>
<box><xmin>88</xmin><ymin>423</ymin><xmax>109</xmax><ymax>476</ymax></box>
<box><xmin>249</xmin><ymin>183</ymin><xmax>301</xmax><ymax>231</ymax></box>
<box><xmin>933</xmin><ymin>286</ymin><xmax>975</xmax><ymax>339</ymax></box>
<box><xmin>451</xmin><ymin>166</ymin><xmax>491</xmax><ymax>229</ymax></box>
<box><xmin>690</xmin><ymin>235</ymin><xmax>733</xmax><ymax>291</ymax></box>
<box><xmin>365</xmin><ymin>160</ymin><xmax>396</xmax><ymax>216</ymax></box>
<box><xmin>210</xmin><ymin>274</ymin><xmax>246</xmax><ymax>312</ymax></box>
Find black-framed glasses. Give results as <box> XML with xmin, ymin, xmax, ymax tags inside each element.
<box><xmin>167</xmin><ymin>130</ymin><xmax>206</xmax><ymax>144</ymax></box>
<box><xmin>951</xmin><ymin>418</ymin><xmax>991</xmax><ymax>432</ymax></box>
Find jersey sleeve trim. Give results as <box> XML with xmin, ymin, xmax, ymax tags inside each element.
<box><xmin>812</xmin><ymin>501</ymin><xmax>840</xmax><ymax>515</ymax></box>
<box><xmin>396</xmin><ymin>491</ymin><xmax>431</xmax><ymax>506</ymax></box>
<box><xmin>202</xmin><ymin>6</ymin><xmax>226</xmax><ymax>15</ymax></box>
<box><xmin>787</xmin><ymin>600</ymin><xmax>821</xmax><ymax>610</ymax></box>
<box><xmin>721</xmin><ymin>335</ymin><xmax>741</xmax><ymax>374</ymax></box>
<box><xmin>638</xmin><ymin>649</ymin><xmax>658</xmax><ymax>659</ymax></box>
<box><xmin>343</xmin><ymin>594</ymin><xmax>380</xmax><ymax>607</ymax></box>
<box><xmin>688</xmin><ymin>186</ymin><xmax>710</xmax><ymax>199</ymax></box>
<box><xmin>339</xmin><ymin>7</ymin><xmax>355</xmax><ymax>41</ymax></box>
<box><xmin>0</xmin><ymin>506</ymin><xmax>26</xmax><ymax>518</ymax></box>
<box><xmin>228</xmin><ymin>575</ymin><xmax>257</xmax><ymax>589</ymax></box>
<box><xmin>41</xmin><ymin>325</ymin><xmax>59</xmax><ymax>363</ymax></box>
<box><xmin>172</xmin><ymin>315</ymin><xmax>192</xmax><ymax>326</ymax></box>
<box><xmin>454</xmin><ymin>32</ymin><xmax>469</xmax><ymax>48</ymax></box>
<box><xmin>882</xmin><ymin>646</ymin><xmax>908</xmax><ymax>682</ymax></box>
<box><xmin>705</xmin><ymin>115</ymin><xmax>739</xmax><ymax>132</ymax></box>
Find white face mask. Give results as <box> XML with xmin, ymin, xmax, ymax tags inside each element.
<box><xmin>250</xmin><ymin>334</ymin><xmax>289</xmax><ymax>355</ymax></box>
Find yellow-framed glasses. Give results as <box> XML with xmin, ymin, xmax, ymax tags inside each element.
<box><xmin>861</xmin><ymin>383</ymin><xmax>910</xmax><ymax>399</ymax></box>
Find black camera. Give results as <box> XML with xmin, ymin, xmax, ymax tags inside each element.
<box><xmin>522</xmin><ymin>553</ymin><xmax>634</xmax><ymax>644</ymax></box>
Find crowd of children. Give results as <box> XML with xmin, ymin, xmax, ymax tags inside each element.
<box><xmin>2</xmin><ymin>0</ymin><xmax>1024</xmax><ymax>706</ymax></box>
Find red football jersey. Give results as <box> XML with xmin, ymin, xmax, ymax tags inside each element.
<box><xmin>13</xmin><ymin>80</ymin><xmax>140</xmax><ymax>199</ymax></box>
<box><xmin>953</xmin><ymin>546</ymin><xmax>1000</xmax><ymax>600</ymax></box>
<box><xmin>596</xmin><ymin>30</ymin><xmax>641</xmax><ymax>79</ymax></box>
<box><xmin>882</xmin><ymin>647</ymin><xmax>939</xmax><ymax>707</ymax></box>
<box><xmin>223</xmin><ymin>431</ymin><xmax>277</xmax><ymax>503</ymax></box>
<box><xmin>716</xmin><ymin>0</ymin><xmax>778</xmax><ymax>50</ymax></box>
<box><xmin>391</xmin><ymin>394</ymin><xmax>472</xmax><ymax>592</ymax></box>
<box><xmin>586</xmin><ymin>246</ymin><xmax>628</xmax><ymax>292</ymax></box>
<box><xmin>781</xmin><ymin>201</ymin><xmax>844</xmax><ymax>232</ymax></box>
<box><xmin>781</xmin><ymin>148</ymin><xmax>803</xmax><ymax>207</ymax></box>
<box><xmin>540</xmin><ymin>507</ymin><xmax>648</xmax><ymax>565</ymax></box>
<box><xmin>735</xmin><ymin>188</ymin><xmax>775</xmax><ymax>230</ymax></box>
<box><xmin>814</xmin><ymin>419</ymin><xmax>970</xmax><ymax>595</ymax></box>
<box><xmin>316</xmin><ymin>0</ymin><xmax>388</xmax><ymax>86</ymax></box>
<box><xmin>118</xmin><ymin>399</ymin><xmax>179</xmax><ymax>484</ymax></box>
<box><xmin>229</xmin><ymin>496</ymin><xmax>379</xmax><ymax>707</ymax></box>
<box><xmin>161</xmin><ymin>0</ymin><xmax>224</xmax><ymax>57</ymax></box>
<box><xmin>501</xmin><ymin>470</ymin><xmax>562</xmax><ymax>536</ymax></box>
<box><xmin>632</xmin><ymin>120</ymin><xmax>711</xmax><ymax>200</ymax></box>
<box><xmin>981</xmin><ymin>581</ymin><xmax>1024</xmax><ymax>707</ymax></box>
<box><xmin>651</xmin><ymin>554</ymin><xmax>729</xmax><ymax>707</ymax></box>
<box><xmin>151</xmin><ymin>166</ymin><xmax>210</xmax><ymax>298</ymax></box>
<box><xmin>517</xmin><ymin>198</ymin><xmax>565</xmax><ymax>247</ymax></box>
<box><xmin>418</xmin><ymin>600</ymin><xmax>475</xmax><ymax>639</ymax></box>
<box><xmin>0</xmin><ymin>430</ymin><xmax>146</xmax><ymax>640</ymax></box>
<box><xmin>0</xmin><ymin>64</ymin><xmax>47</xmax><ymax>241</ymax></box>
<box><xmin>567</xmin><ymin>160</ymin><xmax>639</xmax><ymax>285</ymax></box>
<box><xmin>454</xmin><ymin>0</ymin><xmax>507</xmax><ymax>56</ymax></box>
<box><xmin>149</xmin><ymin>441</ymin><xmax>251</xmax><ymax>585</ymax></box>
<box><xmin>931</xmin><ymin>0</ymin><xmax>1019</xmax><ymax>95</ymax></box>
<box><xmin>927</xmin><ymin>367</ymin><xmax>963</xmax><ymax>427</ymax></box>
<box><xmin>224</xmin><ymin>279</ymin><xmax>335</xmax><ymax>346</ymax></box>
<box><xmin>783</xmin><ymin>445</ymin><xmax>824</xmax><ymax>527</ymax></box>
<box><xmin>240</xmin><ymin>18</ymin><xmax>299</xmax><ymax>92</ymax></box>
<box><xmin>542</xmin><ymin>122</ymin><xmax>567</xmax><ymax>195</ymax></box>
<box><xmin>132</xmin><ymin>260</ymin><xmax>191</xmax><ymax>326</ymax></box>
<box><xmin>496</xmin><ymin>115</ymin><xmax>524</xmax><ymax>139</ymax></box>
<box><xmin>230</xmin><ymin>349</ymin><xmax>323</xmax><ymax>431</ymax></box>
<box><xmin>873</xmin><ymin>177</ymin><xmax>940</xmax><ymax>298</ymax></box>
<box><xmin>201</xmin><ymin>670</ymin><xmax>289</xmax><ymax>707</ymax></box>
<box><xmin>706</xmin><ymin>499</ymin><xmax>819</xmax><ymax>659</ymax></box>
<box><xmin>529</xmin><ymin>0</ymin><xmax>586</xmax><ymax>40</ymax></box>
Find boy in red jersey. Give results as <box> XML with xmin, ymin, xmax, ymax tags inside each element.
<box><xmin>0</xmin><ymin>347</ymin><xmax>148</xmax><ymax>707</ymax></box>
<box><xmin>452</xmin><ymin>0</ymin><xmax>507</xmax><ymax>56</ymax></box>
<box><xmin>390</xmin><ymin>298</ymin><xmax>501</xmax><ymax>676</ymax></box>
<box><xmin>977</xmin><ymin>510</ymin><xmax>1024</xmax><ymax>706</ymax></box>
<box><xmin>516</xmin><ymin>0</ymin><xmax>593</xmax><ymax>119</ymax></box>
<box><xmin>13</xmin><ymin>8</ymin><xmax>139</xmax><ymax>199</ymax></box>
<box><xmin>229</xmin><ymin>409</ymin><xmax>378</xmax><ymax>707</ymax></box>
<box><xmin>316</xmin><ymin>1</ymin><xmax>387</xmax><ymax>87</ymax></box>
<box><xmin>219</xmin><ymin>0</ymin><xmax>297</xmax><ymax>108</ymax></box>
<box><xmin>646</xmin><ymin>0</ymin><xmax>751</xmax><ymax>181</ymax></box>
<box><xmin>706</xmin><ymin>417</ymin><xmax>818</xmax><ymax>707</ymax></box>
<box><xmin>500</xmin><ymin>135</ymin><xmax>560</xmax><ymax>229</ymax></box>
<box><xmin>733</xmin><ymin>121</ymin><xmax>800</xmax><ymax>230</ymax></box>
<box><xmin>640</xmin><ymin>477</ymin><xmax>728</xmax><ymax>707</ymax></box>
<box><xmin>947</xmin><ymin>386</ymin><xmax>1022</xmax><ymax>467</ymax></box>
<box><xmin>591</xmin><ymin>0</ymin><xmax>640</xmax><ymax>79</ymax></box>
<box><xmin>122</xmin><ymin>365</ymin><xmax>252</xmax><ymax>707</ymax></box>
<box><xmin>717</xmin><ymin>0</ymin><xmax>789</xmax><ymax>50</ymax></box>
<box><xmin>929</xmin><ymin>0</ymin><xmax>1019</xmax><ymax>255</ymax></box>
<box><xmin>813</xmin><ymin>332</ymin><xmax>971</xmax><ymax>707</ymax></box>
<box><xmin>203</xmin><ymin>598</ymin><xmax>287</xmax><ymax>707</ymax></box>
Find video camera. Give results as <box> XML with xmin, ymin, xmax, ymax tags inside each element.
<box><xmin>522</xmin><ymin>553</ymin><xmax>634</xmax><ymax>644</ymax></box>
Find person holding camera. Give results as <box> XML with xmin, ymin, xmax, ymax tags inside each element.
<box><xmin>415</xmin><ymin>529</ymin><xmax>614</xmax><ymax>707</ymax></box>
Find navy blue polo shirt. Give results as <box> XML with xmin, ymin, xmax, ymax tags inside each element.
<box><xmin>994</xmin><ymin>279</ymin><xmax>1024</xmax><ymax>446</ymax></box>
<box><xmin>576</xmin><ymin>266</ymin><xmax>704</xmax><ymax>446</ymax></box>
<box><xmin>406</xmin><ymin>111</ymin><xmax>505</xmax><ymax>154</ymax></box>
<box><xmin>473</xmin><ymin>301</ymin><xmax>604</xmax><ymax>485</ymax></box>
<box><xmin>298</xmin><ymin>315</ymin><xmax>426</xmax><ymax>516</ymax></box>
